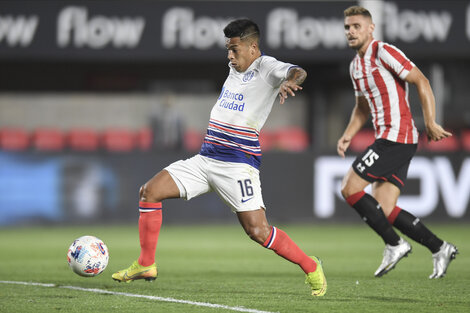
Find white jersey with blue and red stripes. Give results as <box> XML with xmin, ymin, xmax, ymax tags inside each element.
<box><xmin>350</xmin><ymin>39</ymin><xmax>419</xmax><ymax>144</ymax></box>
<box><xmin>200</xmin><ymin>55</ymin><xmax>295</xmax><ymax>169</ymax></box>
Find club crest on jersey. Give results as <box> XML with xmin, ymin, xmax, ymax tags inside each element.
<box><xmin>243</xmin><ymin>71</ymin><xmax>255</xmax><ymax>82</ymax></box>
<box><xmin>353</xmin><ymin>70</ymin><xmax>363</xmax><ymax>79</ymax></box>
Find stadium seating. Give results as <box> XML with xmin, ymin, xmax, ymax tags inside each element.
<box><xmin>183</xmin><ymin>129</ymin><xmax>205</xmax><ymax>152</ymax></box>
<box><xmin>275</xmin><ymin>127</ymin><xmax>309</xmax><ymax>152</ymax></box>
<box><xmin>33</xmin><ymin>128</ymin><xmax>65</xmax><ymax>151</ymax></box>
<box><xmin>4</xmin><ymin>126</ymin><xmax>465</xmax><ymax>153</ymax></box>
<box><xmin>137</xmin><ymin>127</ymin><xmax>153</xmax><ymax>151</ymax></box>
<box><xmin>67</xmin><ymin>128</ymin><xmax>100</xmax><ymax>151</ymax></box>
<box><xmin>419</xmin><ymin>133</ymin><xmax>459</xmax><ymax>152</ymax></box>
<box><xmin>349</xmin><ymin>129</ymin><xmax>375</xmax><ymax>152</ymax></box>
<box><xmin>0</xmin><ymin>127</ymin><xmax>30</xmax><ymax>151</ymax></box>
<box><xmin>102</xmin><ymin>128</ymin><xmax>136</xmax><ymax>152</ymax></box>
<box><xmin>461</xmin><ymin>129</ymin><xmax>470</xmax><ymax>151</ymax></box>
<box><xmin>259</xmin><ymin>130</ymin><xmax>276</xmax><ymax>151</ymax></box>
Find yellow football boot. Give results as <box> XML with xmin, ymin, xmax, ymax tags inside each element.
<box><xmin>305</xmin><ymin>256</ymin><xmax>327</xmax><ymax>296</ymax></box>
<box><xmin>112</xmin><ymin>260</ymin><xmax>157</xmax><ymax>283</ymax></box>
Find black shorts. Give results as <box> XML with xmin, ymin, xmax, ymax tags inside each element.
<box><xmin>352</xmin><ymin>139</ymin><xmax>417</xmax><ymax>190</ymax></box>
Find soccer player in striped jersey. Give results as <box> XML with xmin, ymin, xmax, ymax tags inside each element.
<box><xmin>338</xmin><ymin>6</ymin><xmax>458</xmax><ymax>278</ymax></box>
<box><xmin>112</xmin><ymin>19</ymin><xmax>326</xmax><ymax>296</ymax></box>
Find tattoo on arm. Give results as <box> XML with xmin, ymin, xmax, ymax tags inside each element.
<box><xmin>286</xmin><ymin>67</ymin><xmax>307</xmax><ymax>85</ymax></box>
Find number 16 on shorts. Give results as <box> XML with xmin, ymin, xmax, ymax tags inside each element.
<box><xmin>238</xmin><ymin>179</ymin><xmax>254</xmax><ymax>203</ymax></box>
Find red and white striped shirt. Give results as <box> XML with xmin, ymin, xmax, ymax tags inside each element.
<box><xmin>350</xmin><ymin>39</ymin><xmax>419</xmax><ymax>144</ymax></box>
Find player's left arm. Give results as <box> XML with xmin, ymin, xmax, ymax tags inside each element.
<box><xmin>405</xmin><ymin>66</ymin><xmax>452</xmax><ymax>141</ymax></box>
<box><xmin>278</xmin><ymin>67</ymin><xmax>307</xmax><ymax>104</ymax></box>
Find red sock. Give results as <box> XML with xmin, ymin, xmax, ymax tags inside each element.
<box><xmin>137</xmin><ymin>202</ymin><xmax>162</xmax><ymax>267</ymax></box>
<box><xmin>263</xmin><ymin>226</ymin><xmax>317</xmax><ymax>274</ymax></box>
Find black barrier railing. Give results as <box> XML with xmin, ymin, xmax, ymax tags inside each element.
<box><xmin>0</xmin><ymin>150</ymin><xmax>468</xmax><ymax>226</ymax></box>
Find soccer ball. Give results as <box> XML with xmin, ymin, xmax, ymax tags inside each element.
<box><xmin>67</xmin><ymin>235</ymin><xmax>109</xmax><ymax>277</ymax></box>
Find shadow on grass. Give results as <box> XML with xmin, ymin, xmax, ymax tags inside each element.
<box><xmin>362</xmin><ymin>295</ymin><xmax>424</xmax><ymax>303</ymax></box>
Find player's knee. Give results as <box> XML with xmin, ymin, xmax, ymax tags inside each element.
<box><xmin>139</xmin><ymin>182</ymin><xmax>161</xmax><ymax>203</ymax></box>
<box><xmin>341</xmin><ymin>183</ymin><xmax>354</xmax><ymax>199</ymax></box>
<box><xmin>245</xmin><ymin>225</ymin><xmax>270</xmax><ymax>244</ymax></box>
<box><xmin>139</xmin><ymin>185</ymin><xmax>145</xmax><ymax>199</ymax></box>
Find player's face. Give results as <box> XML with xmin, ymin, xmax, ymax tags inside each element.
<box><xmin>226</xmin><ymin>37</ymin><xmax>257</xmax><ymax>73</ymax></box>
<box><xmin>344</xmin><ymin>15</ymin><xmax>374</xmax><ymax>52</ymax></box>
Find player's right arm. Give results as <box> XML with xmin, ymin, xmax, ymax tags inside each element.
<box><xmin>337</xmin><ymin>95</ymin><xmax>370</xmax><ymax>158</ymax></box>
<box><xmin>278</xmin><ymin>67</ymin><xmax>307</xmax><ymax>104</ymax></box>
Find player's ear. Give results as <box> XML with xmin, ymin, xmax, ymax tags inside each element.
<box><xmin>250</xmin><ymin>41</ymin><xmax>258</xmax><ymax>55</ymax></box>
<box><xmin>369</xmin><ymin>22</ymin><xmax>375</xmax><ymax>34</ymax></box>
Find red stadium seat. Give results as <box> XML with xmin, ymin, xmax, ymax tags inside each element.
<box><xmin>102</xmin><ymin>128</ymin><xmax>136</xmax><ymax>152</ymax></box>
<box><xmin>275</xmin><ymin>127</ymin><xmax>309</xmax><ymax>152</ymax></box>
<box><xmin>259</xmin><ymin>130</ymin><xmax>276</xmax><ymax>152</ymax></box>
<box><xmin>419</xmin><ymin>133</ymin><xmax>459</xmax><ymax>152</ymax></box>
<box><xmin>68</xmin><ymin>128</ymin><xmax>100</xmax><ymax>151</ymax></box>
<box><xmin>33</xmin><ymin>128</ymin><xmax>65</xmax><ymax>151</ymax></box>
<box><xmin>137</xmin><ymin>127</ymin><xmax>153</xmax><ymax>151</ymax></box>
<box><xmin>184</xmin><ymin>129</ymin><xmax>205</xmax><ymax>152</ymax></box>
<box><xmin>349</xmin><ymin>129</ymin><xmax>375</xmax><ymax>152</ymax></box>
<box><xmin>0</xmin><ymin>127</ymin><xmax>30</xmax><ymax>151</ymax></box>
<box><xmin>461</xmin><ymin>129</ymin><xmax>470</xmax><ymax>151</ymax></box>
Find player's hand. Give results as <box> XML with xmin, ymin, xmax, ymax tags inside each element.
<box><xmin>278</xmin><ymin>81</ymin><xmax>302</xmax><ymax>105</ymax></box>
<box><xmin>337</xmin><ymin>135</ymin><xmax>352</xmax><ymax>158</ymax></box>
<box><xmin>425</xmin><ymin>121</ymin><xmax>452</xmax><ymax>142</ymax></box>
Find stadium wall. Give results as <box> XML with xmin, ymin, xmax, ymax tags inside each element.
<box><xmin>0</xmin><ymin>151</ymin><xmax>468</xmax><ymax>226</ymax></box>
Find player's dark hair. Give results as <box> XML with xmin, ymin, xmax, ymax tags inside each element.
<box><xmin>344</xmin><ymin>6</ymin><xmax>373</xmax><ymax>20</ymax></box>
<box><xmin>223</xmin><ymin>19</ymin><xmax>260</xmax><ymax>43</ymax></box>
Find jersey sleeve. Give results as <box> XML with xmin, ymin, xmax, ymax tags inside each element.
<box><xmin>379</xmin><ymin>43</ymin><xmax>415</xmax><ymax>80</ymax></box>
<box><xmin>349</xmin><ymin>60</ymin><xmax>363</xmax><ymax>97</ymax></box>
<box><xmin>259</xmin><ymin>56</ymin><xmax>295</xmax><ymax>88</ymax></box>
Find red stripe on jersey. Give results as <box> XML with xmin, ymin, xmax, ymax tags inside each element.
<box><xmin>208</xmin><ymin>122</ymin><xmax>257</xmax><ymax>138</ymax></box>
<box><xmin>210</xmin><ymin>118</ymin><xmax>259</xmax><ymax>134</ymax></box>
<box><xmin>370</xmin><ymin>41</ymin><xmax>392</xmax><ymax>139</ymax></box>
<box><xmin>407</xmin><ymin>115</ymin><xmax>414</xmax><ymax>143</ymax></box>
<box><xmin>380</xmin><ymin>58</ymin><xmax>397</xmax><ymax>78</ymax></box>
<box><xmin>381</xmin><ymin>44</ymin><xmax>414</xmax><ymax>143</ymax></box>
<box><xmin>380</xmin><ymin>56</ymin><xmax>414</xmax><ymax>143</ymax></box>
<box><xmin>395</xmin><ymin>78</ymin><xmax>408</xmax><ymax>142</ymax></box>
<box><xmin>383</xmin><ymin>44</ymin><xmax>413</xmax><ymax>71</ymax></box>
<box><xmin>359</xmin><ymin>57</ymin><xmax>380</xmax><ymax>134</ymax></box>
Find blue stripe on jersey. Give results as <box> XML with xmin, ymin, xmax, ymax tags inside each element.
<box><xmin>200</xmin><ymin>119</ymin><xmax>262</xmax><ymax>169</ymax></box>
<box><xmin>200</xmin><ymin>140</ymin><xmax>261</xmax><ymax>169</ymax></box>
<box><xmin>206</xmin><ymin>129</ymin><xmax>260</xmax><ymax>150</ymax></box>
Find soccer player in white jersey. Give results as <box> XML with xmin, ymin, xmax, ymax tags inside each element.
<box><xmin>337</xmin><ymin>6</ymin><xmax>458</xmax><ymax>278</ymax></box>
<box><xmin>112</xmin><ymin>19</ymin><xmax>327</xmax><ymax>296</ymax></box>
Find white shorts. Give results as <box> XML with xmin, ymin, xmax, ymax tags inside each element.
<box><xmin>165</xmin><ymin>154</ymin><xmax>265</xmax><ymax>212</ymax></box>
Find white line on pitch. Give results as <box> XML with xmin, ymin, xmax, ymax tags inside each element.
<box><xmin>0</xmin><ymin>280</ymin><xmax>278</xmax><ymax>313</ymax></box>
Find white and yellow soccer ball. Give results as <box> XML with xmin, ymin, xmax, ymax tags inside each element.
<box><xmin>67</xmin><ymin>235</ymin><xmax>109</xmax><ymax>277</ymax></box>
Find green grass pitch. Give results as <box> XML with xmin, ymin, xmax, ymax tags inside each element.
<box><xmin>0</xmin><ymin>223</ymin><xmax>468</xmax><ymax>313</ymax></box>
